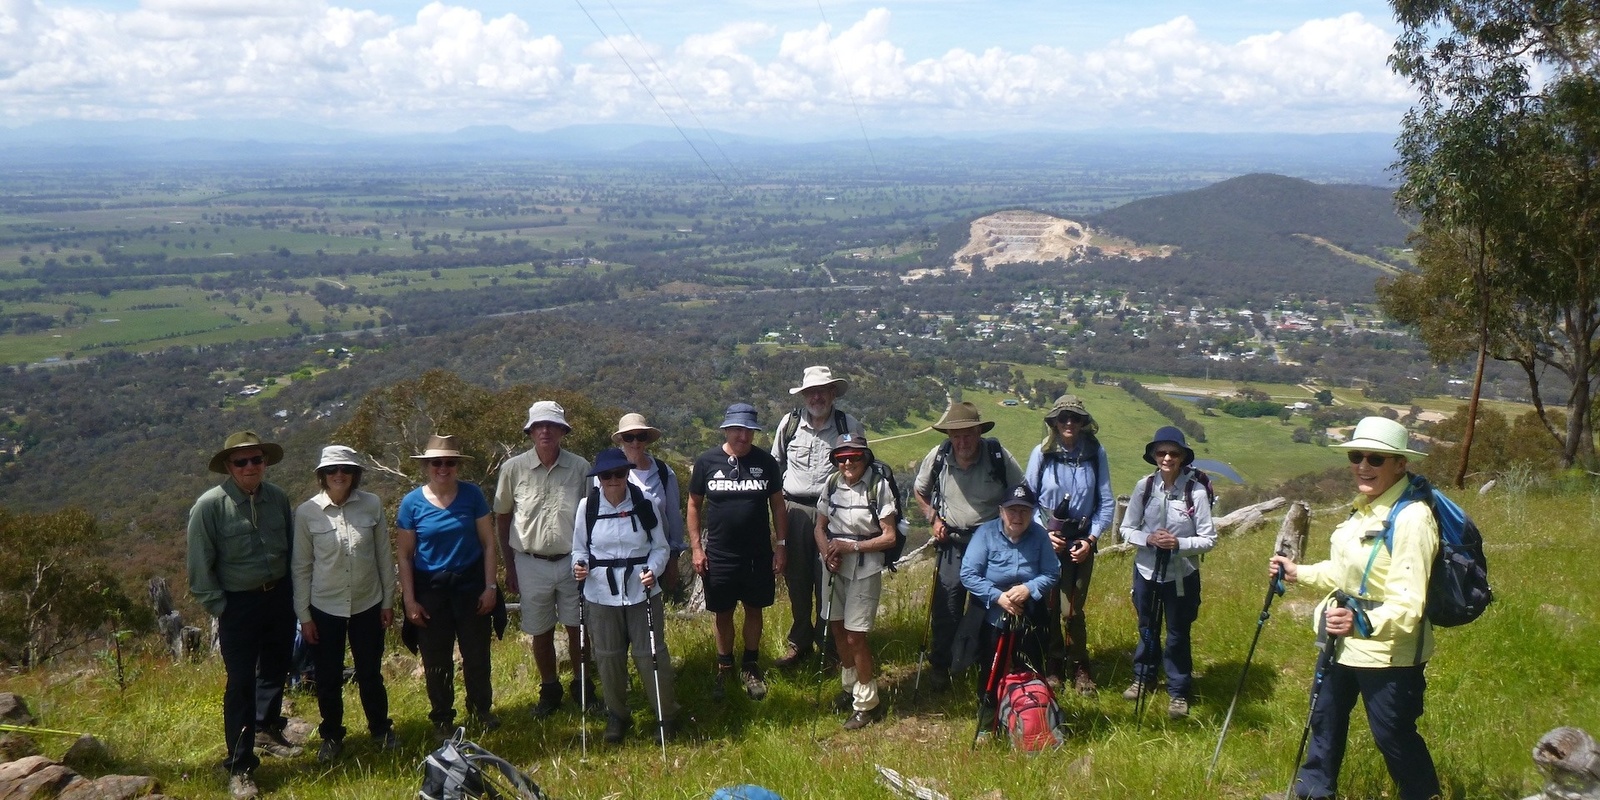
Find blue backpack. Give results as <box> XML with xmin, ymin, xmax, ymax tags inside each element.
<box><xmin>1361</xmin><ymin>474</ymin><xmax>1492</xmax><ymax>629</ymax></box>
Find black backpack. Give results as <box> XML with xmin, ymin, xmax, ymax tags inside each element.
<box><xmin>418</xmin><ymin>732</ymin><xmax>548</xmax><ymax>800</ymax></box>
<box><xmin>581</xmin><ymin>482</ymin><xmax>660</xmax><ymax>596</ymax></box>
<box><xmin>824</xmin><ymin>460</ymin><xmax>909</xmax><ymax>570</ymax></box>
<box><xmin>926</xmin><ymin>437</ymin><xmax>1010</xmax><ymax>521</ymax></box>
<box><xmin>776</xmin><ymin>408</ymin><xmax>849</xmax><ymax>477</ymax></box>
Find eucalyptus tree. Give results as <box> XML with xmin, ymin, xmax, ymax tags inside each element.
<box><xmin>1385</xmin><ymin>0</ymin><xmax>1600</xmax><ymax>471</ymax></box>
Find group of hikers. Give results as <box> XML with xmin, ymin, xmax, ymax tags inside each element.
<box><xmin>188</xmin><ymin>364</ymin><xmax>1444</xmax><ymax>800</ymax></box>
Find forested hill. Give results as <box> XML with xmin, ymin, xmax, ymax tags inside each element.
<box><xmin>1084</xmin><ymin>173</ymin><xmax>1413</xmax><ymax>303</ymax></box>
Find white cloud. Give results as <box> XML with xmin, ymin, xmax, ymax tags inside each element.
<box><xmin>0</xmin><ymin>2</ymin><xmax>1411</xmax><ymax>134</ymax></box>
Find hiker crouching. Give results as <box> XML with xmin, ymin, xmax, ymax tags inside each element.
<box><xmin>959</xmin><ymin>483</ymin><xmax>1059</xmax><ymax>732</ymax></box>
<box><xmin>573</xmin><ymin>447</ymin><xmax>679</xmax><ymax>744</ymax></box>
<box><xmin>1267</xmin><ymin>417</ymin><xmax>1441</xmax><ymax>800</ymax></box>
<box><xmin>814</xmin><ymin>433</ymin><xmax>899</xmax><ymax>730</ymax></box>
<box><xmin>913</xmin><ymin>401</ymin><xmax>1023</xmax><ymax>692</ymax></box>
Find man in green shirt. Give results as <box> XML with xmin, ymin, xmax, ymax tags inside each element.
<box><xmin>187</xmin><ymin>431</ymin><xmax>301</xmax><ymax>800</ymax></box>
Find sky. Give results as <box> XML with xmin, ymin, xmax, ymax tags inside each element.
<box><xmin>0</xmin><ymin>0</ymin><xmax>1417</xmax><ymax>137</ymax></box>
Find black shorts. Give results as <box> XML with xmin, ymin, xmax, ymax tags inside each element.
<box><xmin>703</xmin><ymin>550</ymin><xmax>776</xmax><ymax>613</ymax></box>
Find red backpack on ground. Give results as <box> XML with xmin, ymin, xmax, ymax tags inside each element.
<box><xmin>996</xmin><ymin>671</ymin><xmax>1065</xmax><ymax>751</ymax></box>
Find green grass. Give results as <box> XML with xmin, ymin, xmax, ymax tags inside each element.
<box><xmin>10</xmin><ymin>485</ymin><xmax>1594</xmax><ymax>798</ymax></box>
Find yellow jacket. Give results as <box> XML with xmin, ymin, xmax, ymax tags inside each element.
<box><xmin>1299</xmin><ymin>478</ymin><xmax>1437</xmax><ymax>667</ymax></box>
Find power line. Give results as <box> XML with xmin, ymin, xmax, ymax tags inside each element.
<box><xmin>814</xmin><ymin>0</ymin><xmax>881</xmax><ymax>182</ymax></box>
<box><xmin>572</xmin><ymin>0</ymin><xmax>728</xmax><ymax>191</ymax></box>
<box><xmin>602</xmin><ymin>0</ymin><xmax>740</xmax><ymax>181</ymax></box>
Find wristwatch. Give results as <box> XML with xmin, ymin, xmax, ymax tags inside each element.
<box><xmin>776</xmin><ymin>540</ymin><xmax>788</xmax><ymax>546</ymax></box>
<box><xmin>487</xmin><ymin>583</ymin><xmax>498</xmax><ymax>591</ymax></box>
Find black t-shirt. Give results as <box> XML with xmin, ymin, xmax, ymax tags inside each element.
<box><xmin>689</xmin><ymin>445</ymin><xmax>782</xmax><ymax>556</ymax></box>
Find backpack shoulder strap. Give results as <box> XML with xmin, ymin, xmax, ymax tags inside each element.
<box><xmin>626</xmin><ymin>482</ymin><xmax>658</xmax><ymax>538</ymax></box>
<box><xmin>833</xmin><ymin>408</ymin><xmax>849</xmax><ymax>436</ymax></box>
<box><xmin>984</xmin><ymin>437</ymin><xmax>1007</xmax><ymax>486</ymax></box>
<box><xmin>653</xmin><ymin>456</ymin><xmax>671</xmax><ymax>492</ymax></box>
<box><xmin>583</xmin><ymin>485</ymin><xmax>601</xmax><ymax>544</ymax></box>
<box><xmin>776</xmin><ymin>409</ymin><xmax>802</xmax><ymax>469</ymax></box>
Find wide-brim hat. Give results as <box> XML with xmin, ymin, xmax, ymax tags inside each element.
<box><xmin>587</xmin><ymin>447</ymin><xmax>634</xmax><ymax>477</ymax></box>
<box><xmin>999</xmin><ymin>482</ymin><xmax>1038</xmax><ymax>509</ymax></box>
<box><xmin>790</xmin><ymin>365</ymin><xmax>848</xmax><ymax>397</ymax></box>
<box><xmin>720</xmin><ymin>403</ymin><xmax>761</xmax><ymax>431</ymax></box>
<box><xmin>523</xmin><ymin>400</ymin><xmax>571</xmax><ymax>433</ymax></box>
<box><xmin>612</xmin><ymin>413</ymin><xmax>662</xmax><ymax>445</ymax></box>
<box><xmin>932</xmin><ymin>401</ymin><xmax>995</xmax><ymax>434</ymax></box>
<box><xmin>410</xmin><ymin>434</ymin><xmax>473</xmax><ymax>460</ymax></box>
<box><xmin>1333</xmin><ymin>417</ymin><xmax>1426</xmax><ymax>458</ymax></box>
<box><xmin>1044</xmin><ymin>394</ymin><xmax>1099</xmax><ymax>435</ymax></box>
<box><xmin>209</xmin><ymin>430</ymin><xmax>284</xmax><ymax>474</ymax></box>
<box><xmin>829</xmin><ymin>432</ymin><xmax>874</xmax><ymax>466</ymax></box>
<box><xmin>1143</xmin><ymin>425</ymin><xmax>1195</xmax><ymax>467</ymax></box>
<box><xmin>315</xmin><ymin>445</ymin><xmax>363</xmax><ymax>472</ymax></box>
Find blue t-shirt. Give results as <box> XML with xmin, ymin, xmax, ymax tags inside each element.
<box><xmin>397</xmin><ymin>482</ymin><xmax>491</xmax><ymax>574</ymax></box>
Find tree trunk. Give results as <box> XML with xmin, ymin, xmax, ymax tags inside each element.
<box><xmin>1273</xmin><ymin>502</ymin><xmax>1310</xmax><ymax>563</ymax></box>
<box><xmin>1456</xmin><ymin>312</ymin><xmax>1490</xmax><ymax>489</ymax></box>
<box><xmin>1520</xmin><ymin>726</ymin><xmax>1600</xmax><ymax>800</ymax></box>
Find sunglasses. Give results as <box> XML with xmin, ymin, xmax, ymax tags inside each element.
<box><xmin>597</xmin><ymin>469</ymin><xmax>629</xmax><ymax>481</ymax></box>
<box><xmin>832</xmin><ymin>453</ymin><xmax>865</xmax><ymax>465</ymax></box>
<box><xmin>429</xmin><ymin>459</ymin><xmax>460</xmax><ymax>469</ymax></box>
<box><xmin>1152</xmin><ymin>449</ymin><xmax>1184</xmax><ymax>460</ymax></box>
<box><xmin>1054</xmin><ymin>414</ymin><xmax>1087</xmax><ymax>425</ymax></box>
<box><xmin>1347</xmin><ymin>451</ymin><xmax>1393</xmax><ymax>468</ymax></box>
<box><xmin>618</xmin><ymin>433</ymin><xmax>648</xmax><ymax>443</ymax></box>
<box><xmin>319</xmin><ymin>465</ymin><xmax>359</xmax><ymax>476</ymax></box>
<box><xmin>230</xmin><ymin>455</ymin><xmax>266</xmax><ymax>468</ymax></box>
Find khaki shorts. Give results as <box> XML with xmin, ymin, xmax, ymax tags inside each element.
<box><xmin>513</xmin><ymin>551</ymin><xmax>580</xmax><ymax>636</ymax></box>
<box><xmin>823</xmin><ymin>570</ymin><xmax>882</xmax><ymax>633</ymax></box>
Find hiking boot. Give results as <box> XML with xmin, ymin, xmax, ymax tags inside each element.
<box><xmin>378</xmin><ymin>729</ymin><xmax>401</xmax><ymax>751</ymax></box>
<box><xmin>1121</xmin><ymin>681</ymin><xmax>1153</xmax><ymax>701</ymax></box>
<box><xmin>1044</xmin><ymin>673</ymin><xmax>1065</xmax><ymax>693</ymax></box>
<box><xmin>741</xmin><ymin>665</ymin><xmax>768</xmax><ymax>701</ymax></box>
<box><xmin>604</xmin><ymin>712</ymin><xmax>631</xmax><ymax>744</ymax></box>
<box><xmin>1262</xmin><ymin>794</ymin><xmax>1332</xmax><ymax>800</ymax></box>
<box><xmin>531</xmin><ymin>681</ymin><xmax>563</xmax><ymax>718</ymax></box>
<box><xmin>1167</xmin><ymin>696</ymin><xmax>1190</xmax><ymax>719</ymax></box>
<box><xmin>255</xmin><ymin>729</ymin><xmax>304</xmax><ymax>758</ymax></box>
<box><xmin>774</xmin><ymin>643</ymin><xmax>812</xmax><ymax>669</ymax></box>
<box><xmin>842</xmin><ymin>705</ymin><xmax>882</xmax><ymax>731</ymax></box>
<box><xmin>569</xmin><ymin>678</ymin><xmax>597</xmax><ymax>713</ymax></box>
<box><xmin>832</xmin><ymin>690</ymin><xmax>853</xmax><ymax>713</ymax></box>
<box><xmin>229</xmin><ymin>772</ymin><xmax>260</xmax><ymax>800</ymax></box>
<box><xmin>471</xmin><ymin>711</ymin><xmax>501</xmax><ymax>732</ymax></box>
<box><xmin>927</xmin><ymin>668</ymin><xmax>951</xmax><ymax>692</ymax></box>
<box><xmin>432</xmin><ymin>722</ymin><xmax>455</xmax><ymax>744</ymax></box>
<box><xmin>1072</xmin><ymin>664</ymin><xmax>1098</xmax><ymax>697</ymax></box>
<box><xmin>316</xmin><ymin>738</ymin><xmax>342</xmax><ymax>764</ymax></box>
<box><xmin>712</xmin><ymin>665</ymin><xmax>733</xmax><ymax>701</ymax></box>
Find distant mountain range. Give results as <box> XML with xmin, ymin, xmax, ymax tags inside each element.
<box><xmin>0</xmin><ymin>121</ymin><xmax>1398</xmax><ymax>183</ymax></box>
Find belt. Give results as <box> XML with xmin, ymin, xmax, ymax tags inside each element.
<box><xmin>239</xmin><ymin>578</ymin><xmax>280</xmax><ymax>592</ymax></box>
<box><xmin>786</xmin><ymin>494</ymin><xmax>819</xmax><ymax>507</ymax></box>
<box><xmin>528</xmin><ymin>551</ymin><xmax>570</xmax><ymax>562</ymax></box>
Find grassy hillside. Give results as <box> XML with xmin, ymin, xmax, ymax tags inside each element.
<box><xmin>10</xmin><ymin>479</ymin><xmax>1588</xmax><ymax>799</ymax></box>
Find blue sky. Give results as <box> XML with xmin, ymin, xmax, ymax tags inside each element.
<box><xmin>0</xmin><ymin>0</ymin><xmax>1414</xmax><ymax>136</ymax></box>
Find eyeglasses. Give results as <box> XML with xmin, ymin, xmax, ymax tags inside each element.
<box><xmin>618</xmin><ymin>433</ymin><xmax>647</xmax><ymax>443</ymax></box>
<box><xmin>832</xmin><ymin>453</ymin><xmax>865</xmax><ymax>465</ymax></box>
<box><xmin>319</xmin><ymin>465</ymin><xmax>359</xmax><ymax>476</ymax></box>
<box><xmin>1152</xmin><ymin>449</ymin><xmax>1184</xmax><ymax>460</ymax></box>
<box><xmin>429</xmin><ymin>459</ymin><xmax>460</xmax><ymax>469</ymax></box>
<box><xmin>230</xmin><ymin>455</ymin><xmax>265</xmax><ymax>468</ymax></box>
<box><xmin>597</xmin><ymin>469</ymin><xmax>629</xmax><ymax>481</ymax></box>
<box><xmin>1347</xmin><ymin>451</ymin><xmax>1392</xmax><ymax>468</ymax></box>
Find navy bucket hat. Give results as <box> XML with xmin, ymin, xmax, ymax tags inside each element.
<box><xmin>1143</xmin><ymin>425</ymin><xmax>1195</xmax><ymax>467</ymax></box>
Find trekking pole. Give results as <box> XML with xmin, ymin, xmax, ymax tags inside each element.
<box><xmin>575</xmin><ymin>564</ymin><xmax>589</xmax><ymax>761</ymax></box>
<box><xmin>639</xmin><ymin>568</ymin><xmax>668</xmax><ymax>760</ymax></box>
<box><xmin>972</xmin><ymin>614</ymin><xmax>1016</xmax><ymax>748</ymax></box>
<box><xmin>1285</xmin><ymin>591</ymin><xmax>1348</xmax><ymax>800</ymax></box>
<box><xmin>809</xmin><ymin>567</ymin><xmax>837</xmax><ymax>743</ymax></box>
<box><xmin>1133</xmin><ymin>549</ymin><xmax>1170</xmax><ymax>729</ymax></box>
<box><xmin>913</xmin><ymin>552</ymin><xmax>938</xmax><ymax>693</ymax></box>
<box><xmin>0</xmin><ymin>723</ymin><xmax>89</xmax><ymax>738</ymax></box>
<box><xmin>1206</xmin><ymin>562</ymin><xmax>1287</xmax><ymax>783</ymax></box>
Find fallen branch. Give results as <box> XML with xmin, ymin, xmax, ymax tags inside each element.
<box><xmin>876</xmin><ymin>764</ymin><xmax>951</xmax><ymax>800</ymax></box>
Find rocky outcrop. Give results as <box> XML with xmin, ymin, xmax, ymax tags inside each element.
<box><xmin>0</xmin><ymin>695</ymin><xmax>167</xmax><ymax>800</ymax></box>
